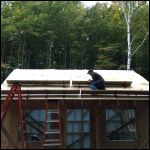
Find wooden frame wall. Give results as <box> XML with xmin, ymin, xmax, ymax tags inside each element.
<box><xmin>1</xmin><ymin>100</ymin><xmax>149</xmax><ymax>149</ymax></box>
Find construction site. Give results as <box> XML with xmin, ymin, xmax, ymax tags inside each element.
<box><xmin>1</xmin><ymin>69</ymin><xmax>149</xmax><ymax>149</ymax></box>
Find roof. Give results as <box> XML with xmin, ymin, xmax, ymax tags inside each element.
<box><xmin>1</xmin><ymin>69</ymin><xmax>149</xmax><ymax>101</ymax></box>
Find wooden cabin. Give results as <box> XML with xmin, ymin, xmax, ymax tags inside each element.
<box><xmin>1</xmin><ymin>69</ymin><xmax>149</xmax><ymax>149</ymax></box>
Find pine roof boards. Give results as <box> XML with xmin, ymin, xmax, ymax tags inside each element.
<box><xmin>1</xmin><ymin>69</ymin><xmax>149</xmax><ymax>101</ymax></box>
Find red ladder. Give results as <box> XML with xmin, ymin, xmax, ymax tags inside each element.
<box><xmin>42</xmin><ymin>98</ymin><xmax>63</xmax><ymax>149</ymax></box>
<box><xmin>1</xmin><ymin>82</ymin><xmax>27</xmax><ymax>149</ymax></box>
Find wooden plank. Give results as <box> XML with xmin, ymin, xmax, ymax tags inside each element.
<box><xmin>1</xmin><ymin>97</ymin><xmax>148</xmax><ymax>101</ymax></box>
<box><xmin>73</xmin><ymin>84</ymin><xmax>130</xmax><ymax>88</ymax></box>
<box><xmin>2</xmin><ymin>94</ymin><xmax>148</xmax><ymax>99</ymax></box>
<box><xmin>1</xmin><ymin>89</ymin><xmax>80</xmax><ymax>94</ymax></box>
<box><xmin>6</xmin><ymin>80</ymin><xmax>132</xmax><ymax>87</ymax></box>
<box><xmin>1</xmin><ymin>125</ymin><xmax>18</xmax><ymax>149</ymax></box>
<box><xmin>1</xmin><ymin>93</ymin><xmax>148</xmax><ymax>97</ymax></box>
<box><xmin>72</xmin><ymin>81</ymin><xmax>132</xmax><ymax>87</ymax></box>
<box><xmin>81</xmin><ymin>89</ymin><xmax>149</xmax><ymax>95</ymax></box>
<box><xmin>7</xmin><ymin>80</ymin><xmax>70</xmax><ymax>85</ymax></box>
<box><xmin>1</xmin><ymin>88</ymin><xmax>149</xmax><ymax>95</ymax></box>
<box><xmin>6</xmin><ymin>84</ymin><xmax>70</xmax><ymax>87</ymax></box>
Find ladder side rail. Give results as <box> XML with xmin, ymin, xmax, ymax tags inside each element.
<box><xmin>23</xmin><ymin>110</ymin><xmax>29</xmax><ymax>149</ymax></box>
<box><xmin>58</xmin><ymin>102</ymin><xmax>63</xmax><ymax>149</ymax></box>
<box><xmin>42</xmin><ymin>97</ymin><xmax>49</xmax><ymax>149</ymax></box>
<box><xmin>21</xmin><ymin>91</ymin><xmax>29</xmax><ymax>149</ymax></box>
<box><xmin>17</xmin><ymin>85</ymin><xmax>25</xmax><ymax>149</ymax></box>
<box><xmin>1</xmin><ymin>84</ymin><xmax>18</xmax><ymax>123</ymax></box>
<box><xmin>1</xmin><ymin>83</ymin><xmax>27</xmax><ymax>149</ymax></box>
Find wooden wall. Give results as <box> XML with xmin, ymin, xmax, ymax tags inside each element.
<box><xmin>96</xmin><ymin>101</ymin><xmax>149</xmax><ymax>149</ymax></box>
<box><xmin>1</xmin><ymin>102</ymin><xmax>20</xmax><ymax>149</ymax></box>
<box><xmin>1</xmin><ymin>100</ymin><xmax>149</xmax><ymax>149</ymax></box>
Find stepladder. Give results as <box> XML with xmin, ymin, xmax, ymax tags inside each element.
<box><xmin>1</xmin><ymin>82</ymin><xmax>27</xmax><ymax>149</ymax></box>
<box><xmin>42</xmin><ymin>100</ymin><xmax>63</xmax><ymax>149</ymax></box>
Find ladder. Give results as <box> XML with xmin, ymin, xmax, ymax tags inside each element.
<box><xmin>42</xmin><ymin>98</ymin><xmax>63</xmax><ymax>149</ymax></box>
<box><xmin>1</xmin><ymin>82</ymin><xmax>27</xmax><ymax>149</ymax></box>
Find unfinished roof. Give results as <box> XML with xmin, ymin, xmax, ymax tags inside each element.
<box><xmin>1</xmin><ymin>69</ymin><xmax>149</xmax><ymax>101</ymax></box>
<box><xmin>2</xmin><ymin>69</ymin><xmax>135</xmax><ymax>81</ymax></box>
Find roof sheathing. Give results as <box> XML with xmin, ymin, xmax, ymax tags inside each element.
<box><xmin>4</xmin><ymin>69</ymin><xmax>135</xmax><ymax>81</ymax></box>
<box><xmin>1</xmin><ymin>69</ymin><xmax>149</xmax><ymax>101</ymax></box>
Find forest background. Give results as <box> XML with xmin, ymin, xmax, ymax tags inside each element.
<box><xmin>1</xmin><ymin>1</ymin><xmax>149</xmax><ymax>83</ymax></box>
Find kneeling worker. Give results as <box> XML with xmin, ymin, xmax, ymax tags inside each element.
<box><xmin>87</xmin><ymin>69</ymin><xmax>105</xmax><ymax>90</ymax></box>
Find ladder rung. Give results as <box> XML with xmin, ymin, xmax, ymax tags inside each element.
<box><xmin>46</xmin><ymin>120</ymin><xmax>59</xmax><ymax>123</ymax></box>
<box><xmin>46</xmin><ymin>129</ymin><xmax>59</xmax><ymax>131</ymax></box>
<box><xmin>44</xmin><ymin>143</ymin><xmax>61</xmax><ymax>146</ymax></box>
<box><xmin>48</xmin><ymin>109</ymin><xmax>58</xmax><ymax>111</ymax></box>
<box><xmin>48</xmin><ymin>111</ymin><xmax>59</xmax><ymax>113</ymax></box>
<box><xmin>45</xmin><ymin>139</ymin><xmax>60</xmax><ymax>142</ymax></box>
<box><xmin>45</xmin><ymin>131</ymin><xmax>60</xmax><ymax>134</ymax></box>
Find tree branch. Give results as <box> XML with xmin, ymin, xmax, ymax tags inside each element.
<box><xmin>131</xmin><ymin>25</ymin><xmax>145</xmax><ymax>45</ymax></box>
<box><xmin>121</xmin><ymin>2</ymin><xmax>128</xmax><ymax>23</ymax></box>
<box><xmin>131</xmin><ymin>34</ymin><xmax>138</xmax><ymax>45</ymax></box>
<box><xmin>132</xmin><ymin>32</ymin><xmax>149</xmax><ymax>56</ymax></box>
<box><xmin>129</xmin><ymin>2</ymin><xmax>134</xmax><ymax>20</ymax></box>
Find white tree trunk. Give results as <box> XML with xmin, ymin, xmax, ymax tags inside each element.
<box><xmin>127</xmin><ymin>22</ymin><xmax>131</xmax><ymax>70</ymax></box>
<box><xmin>121</xmin><ymin>1</ymin><xmax>133</xmax><ymax>70</ymax></box>
<box><xmin>121</xmin><ymin>1</ymin><xmax>148</xmax><ymax>70</ymax></box>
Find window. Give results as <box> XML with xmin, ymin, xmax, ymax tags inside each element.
<box><xmin>105</xmin><ymin>109</ymin><xmax>137</xmax><ymax>141</ymax></box>
<box><xmin>66</xmin><ymin>109</ymin><xmax>90</xmax><ymax>149</ymax></box>
<box><xmin>18</xmin><ymin>110</ymin><xmax>46</xmax><ymax>142</ymax></box>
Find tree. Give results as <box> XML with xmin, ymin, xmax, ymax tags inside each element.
<box><xmin>120</xmin><ymin>1</ymin><xmax>149</xmax><ymax>70</ymax></box>
<box><xmin>1</xmin><ymin>1</ymin><xmax>149</xmax><ymax>83</ymax></box>
<box><xmin>121</xmin><ymin>1</ymin><xmax>134</xmax><ymax>70</ymax></box>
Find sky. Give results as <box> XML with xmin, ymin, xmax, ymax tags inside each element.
<box><xmin>82</xmin><ymin>1</ymin><xmax>111</xmax><ymax>8</ymax></box>
<box><xmin>82</xmin><ymin>1</ymin><xmax>149</xmax><ymax>7</ymax></box>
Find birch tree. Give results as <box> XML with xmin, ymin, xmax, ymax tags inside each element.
<box><xmin>121</xmin><ymin>1</ymin><xmax>134</xmax><ymax>70</ymax></box>
<box><xmin>121</xmin><ymin>1</ymin><xmax>149</xmax><ymax>70</ymax></box>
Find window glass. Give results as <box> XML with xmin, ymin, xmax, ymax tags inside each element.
<box><xmin>67</xmin><ymin>123</ymin><xmax>73</xmax><ymax>132</ymax></box>
<box><xmin>106</xmin><ymin>109</ymin><xmax>137</xmax><ymax>141</ymax></box>
<box><xmin>18</xmin><ymin>109</ymin><xmax>57</xmax><ymax>142</ymax></box>
<box><xmin>67</xmin><ymin>110</ymin><xmax>75</xmax><ymax>121</ymax></box>
<box><xmin>75</xmin><ymin>109</ymin><xmax>81</xmax><ymax>121</ymax></box>
<box><xmin>66</xmin><ymin>109</ymin><xmax>90</xmax><ymax>149</ymax></box>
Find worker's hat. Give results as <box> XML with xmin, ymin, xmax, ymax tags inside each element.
<box><xmin>87</xmin><ymin>69</ymin><xmax>93</xmax><ymax>74</ymax></box>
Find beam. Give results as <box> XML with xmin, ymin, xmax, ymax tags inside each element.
<box><xmin>2</xmin><ymin>97</ymin><xmax>148</xmax><ymax>101</ymax></box>
<box><xmin>25</xmin><ymin>113</ymin><xmax>44</xmax><ymax>133</ymax></box>
<box><xmin>2</xmin><ymin>94</ymin><xmax>148</xmax><ymax>99</ymax></box>
<box><xmin>1</xmin><ymin>88</ymin><xmax>149</xmax><ymax>95</ymax></box>
<box><xmin>7</xmin><ymin>80</ymin><xmax>70</xmax><ymax>85</ymax></box>
<box><xmin>67</xmin><ymin>133</ymin><xmax>89</xmax><ymax>148</ymax></box>
<box><xmin>26</xmin><ymin>113</ymin><xmax>43</xmax><ymax>129</ymax></box>
<box><xmin>108</xmin><ymin>118</ymin><xmax>135</xmax><ymax>138</ymax></box>
<box><xmin>26</xmin><ymin>121</ymin><xmax>43</xmax><ymax>133</ymax></box>
<box><xmin>106</xmin><ymin>111</ymin><xmax>122</xmax><ymax>123</ymax></box>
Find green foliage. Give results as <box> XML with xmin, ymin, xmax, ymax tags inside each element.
<box><xmin>1</xmin><ymin>1</ymin><xmax>149</xmax><ymax>83</ymax></box>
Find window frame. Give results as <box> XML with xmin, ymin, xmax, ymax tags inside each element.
<box><xmin>66</xmin><ymin>109</ymin><xmax>91</xmax><ymax>149</ymax></box>
<box><xmin>105</xmin><ymin>108</ymin><xmax>138</xmax><ymax>141</ymax></box>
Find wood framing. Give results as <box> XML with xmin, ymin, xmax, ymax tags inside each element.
<box><xmin>1</xmin><ymin>69</ymin><xmax>149</xmax><ymax>149</ymax></box>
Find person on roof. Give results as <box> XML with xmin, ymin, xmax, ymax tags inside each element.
<box><xmin>87</xmin><ymin>69</ymin><xmax>105</xmax><ymax>90</ymax></box>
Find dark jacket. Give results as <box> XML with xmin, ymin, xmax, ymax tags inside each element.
<box><xmin>91</xmin><ymin>72</ymin><xmax>105</xmax><ymax>83</ymax></box>
<box><xmin>90</xmin><ymin>72</ymin><xmax>105</xmax><ymax>89</ymax></box>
